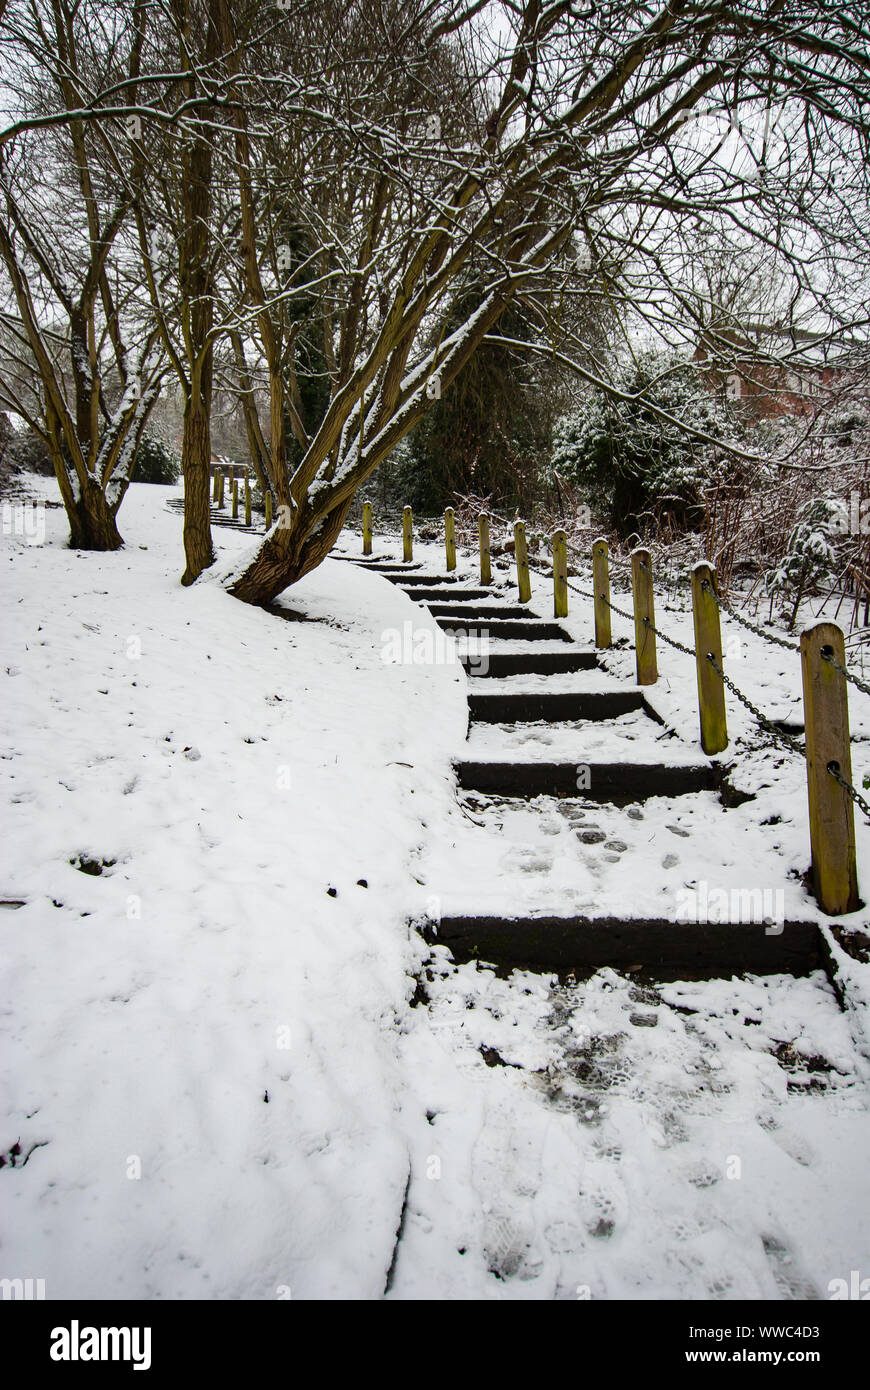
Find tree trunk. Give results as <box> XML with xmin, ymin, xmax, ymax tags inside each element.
<box><xmin>66</xmin><ymin>474</ymin><xmax>124</xmax><ymax>551</ymax></box>
<box><xmin>227</xmin><ymin>502</ymin><xmax>350</xmax><ymax>606</ymax></box>
<box><xmin>180</xmin><ymin>394</ymin><xmax>215</xmax><ymax>586</ymax></box>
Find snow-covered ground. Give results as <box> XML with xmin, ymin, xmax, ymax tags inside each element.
<box><xmin>1</xmin><ymin>484</ymin><xmax>869</xmax><ymax>1299</ymax></box>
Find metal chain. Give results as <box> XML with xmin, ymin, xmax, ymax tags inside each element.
<box><xmin>826</xmin><ymin>760</ymin><xmax>870</xmax><ymax>823</ymax></box>
<box><xmin>600</xmin><ymin>591</ymin><xmax>640</xmax><ymax>624</ymax></box>
<box><xmin>599</xmin><ymin>593</ymin><xmax>699</xmax><ymax>658</ymax></box>
<box><xmin>566</xmin><ymin>578</ymin><xmax>597</xmax><ymax>601</ymax></box>
<box><xmin>701</xmin><ymin>580</ymin><xmax>801</xmax><ymax>654</ymax></box>
<box><xmin>820</xmin><ymin>650</ymin><xmax>870</xmax><ymax>701</ymax></box>
<box><xmin>639</xmin><ymin>613</ymin><xmax>698</xmax><ymax>659</ymax></box>
<box><xmin>705</xmin><ymin>652</ymin><xmax>806</xmax><ymax>758</ymax></box>
<box><xmin>528</xmin><ymin>558</ymin><xmax>596</xmax><ymax>601</ymax></box>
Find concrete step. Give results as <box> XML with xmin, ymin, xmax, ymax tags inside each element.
<box><xmin>459</xmin><ymin>649</ymin><xmax>598</xmax><ymax>677</ymax></box>
<box><xmin>455</xmin><ymin>759</ymin><xmax>720</xmax><ymax>799</ymax></box>
<box><xmin>437</xmin><ymin>618</ymin><xmax>572</xmax><ymax>641</ymax></box>
<box><xmin>427</xmin><ymin>913</ymin><xmax>822</xmax><ymax>981</ymax></box>
<box><xmin>468</xmin><ymin>690</ymin><xmax>647</xmax><ymax>723</ymax></box>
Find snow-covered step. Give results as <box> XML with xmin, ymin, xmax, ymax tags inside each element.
<box><xmin>467</xmin><ymin>669</ymin><xmax>627</xmax><ymax>694</ymax></box>
<box><xmin>437</xmin><ymin>616</ymin><xmax>571</xmax><ymax>641</ymax></box>
<box><xmin>423</xmin><ymin>788</ymin><xmax>820</xmax><ymax>977</ymax></box>
<box><xmin>393</xmin><ymin>572</ymin><xmax>462</xmax><ymax>587</ymax></box>
<box><xmin>468</xmin><ymin>689</ymin><xmax>649</xmax><ymax>722</ymax></box>
<box><xmin>427</xmin><ymin>602</ymin><xmax>530</xmax><ymax>619</ymax></box>
<box><xmin>466</xmin><ymin>669</ymin><xmax>630</xmax><ymax>695</ymax></box>
<box><xmin>455</xmin><ymin>756</ymin><xmax>719</xmax><ymax>798</ymax></box>
<box><xmin>353</xmin><ymin>561</ymin><xmax>425</xmax><ymax>573</ymax></box>
<box><xmin>401</xmin><ymin>584</ymin><xmax>490</xmax><ymax>599</ymax></box>
<box><xmin>459</xmin><ymin>647</ymin><xmax>598</xmax><ymax>676</ymax></box>
<box><xmin>429</xmin><ymin>912</ymin><xmax>822</xmax><ymax>980</ymax></box>
<box><xmin>464</xmin><ymin>709</ymin><xmax>691</xmax><ymax>761</ymax></box>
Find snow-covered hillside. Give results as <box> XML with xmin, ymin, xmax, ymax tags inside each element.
<box><xmin>2</xmin><ymin>484</ymin><xmax>869</xmax><ymax>1299</ymax></box>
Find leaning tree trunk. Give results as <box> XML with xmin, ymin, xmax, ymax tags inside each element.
<box><xmin>180</xmin><ymin>393</ymin><xmax>215</xmax><ymax>587</ymax></box>
<box><xmin>227</xmin><ymin>501</ymin><xmax>351</xmax><ymax>605</ymax></box>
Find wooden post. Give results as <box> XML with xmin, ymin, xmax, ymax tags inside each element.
<box><xmin>265</xmin><ymin>491</ymin><xmax>272</xmax><ymax>530</ymax></box>
<box><xmin>478</xmin><ymin>514</ymin><xmax>492</xmax><ymax>585</ymax></box>
<box><xmin>444</xmin><ymin>507</ymin><xmax>456</xmax><ymax>571</ymax></box>
<box><xmin>402</xmin><ymin>505</ymin><xmax>413</xmax><ymax>562</ymax></box>
<box><xmin>244</xmin><ymin>476</ymin><xmax>251</xmax><ymax>527</ymax></box>
<box><xmin>553</xmin><ymin>529</ymin><xmax>568</xmax><ymax>618</ymax></box>
<box><xmin>212</xmin><ymin>468</ymin><xmax>219</xmax><ymax>503</ymax></box>
<box><xmin>592</xmin><ymin>537</ymin><xmax>612</xmax><ymax>648</ymax></box>
<box><xmin>362</xmin><ymin>500</ymin><xmax>373</xmax><ymax>556</ymax></box>
<box><xmin>514</xmin><ymin>520</ymin><xmax>531</xmax><ymax>603</ymax></box>
<box><xmin>217</xmin><ymin>470</ymin><xmax>225</xmax><ymax>508</ymax></box>
<box><xmin>800</xmin><ymin>622</ymin><xmax>859</xmax><ymax>915</ymax></box>
<box><xmin>631</xmin><ymin>547</ymin><xmax>657</xmax><ymax>685</ymax></box>
<box><xmin>691</xmin><ymin>562</ymin><xmax>728</xmax><ymax>754</ymax></box>
<box><xmin>232</xmin><ymin>478</ymin><xmax>239</xmax><ymax>519</ymax></box>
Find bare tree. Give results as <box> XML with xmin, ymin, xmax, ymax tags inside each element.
<box><xmin>0</xmin><ymin>0</ymin><xmax>163</xmax><ymax>547</ymax></box>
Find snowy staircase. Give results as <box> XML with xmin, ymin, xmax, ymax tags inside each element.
<box><xmin>164</xmin><ymin>496</ymin><xmax>262</xmax><ymax>533</ymax></box>
<box><xmin>346</xmin><ymin>556</ymin><xmax>823</xmax><ymax>980</ymax></box>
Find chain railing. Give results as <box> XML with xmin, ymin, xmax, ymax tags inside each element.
<box><xmin>700</xmin><ymin>579</ymin><xmax>802</xmax><ymax>655</ymax></box>
<box><xmin>820</xmin><ymin>648</ymin><xmax>870</xmax><ymax>701</ymax></box>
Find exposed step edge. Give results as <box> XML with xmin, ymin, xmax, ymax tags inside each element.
<box><xmin>353</xmin><ymin>562</ymin><xmax>424</xmax><ymax>573</ymax></box>
<box><xmin>468</xmin><ymin>690</ymin><xmax>646</xmax><ymax>722</ymax></box>
<box><xmin>392</xmin><ymin>573</ymin><xmax>461</xmax><ymax>586</ymax></box>
<box><xmin>425</xmin><ymin>914</ymin><xmax>823</xmax><ymax>981</ymax></box>
<box><xmin>460</xmin><ymin>650</ymin><xmax>598</xmax><ymax>676</ymax></box>
<box><xmin>404</xmin><ymin>586</ymin><xmax>492</xmax><ymax>600</ymax></box>
<box><xmin>437</xmin><ymin>618</ymin><xmax>572</xmax><ymax>641</ymax></box>
<box><xmin>427</xmin><ymin>603</ymin><xmax>531</xmax><ymax>619</ymax></box>
<box><xmin>455</xmin><ymin>759</ymin><xmax>721</xmax><ymax>799</ymax></box>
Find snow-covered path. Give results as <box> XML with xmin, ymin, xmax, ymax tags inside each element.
<box><xmin>1</xmin><ymin>485</ymin><xmax>869</xmax><ymax>1299</ymax></box>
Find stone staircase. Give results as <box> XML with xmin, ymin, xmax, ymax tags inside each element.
<box><xmin>339</xmin><ymin>554</ymin><xmax>824</xmax><ymax>981</ymax></box>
